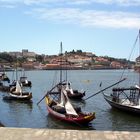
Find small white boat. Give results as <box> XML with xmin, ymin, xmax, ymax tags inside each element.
<box><xmin>3</xmin><ymin>81</ymin><xmax>32</xmax><ymax>101</ymax></box>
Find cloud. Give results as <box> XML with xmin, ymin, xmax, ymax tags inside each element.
<box><xmin>91</xmin><ymin>0</ymin><xmax>140</xmax><ymax>6</ymax></box>
<box><xmin>1</xmin><ymin>0</ymin><xmax>140</xmax><ymax>6</ymax></box>
<box><xmin>1</xmin><ymin>0</ymin><xmax>140</xmax><ymax>29</ymax></box>
<box><xmin>0</xmin><ymin>4</ymin><xmax>16</xmax><ymax>8</ymax></box>
<box><xmin>27</xmin><ymin>7</ymin><xmax>140</xmax><ymax>29</ymax></box>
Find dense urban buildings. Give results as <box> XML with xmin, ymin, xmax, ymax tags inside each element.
<box><xmin>0</xmin><ymin>49</ymin><xmax>134</xmax><ymax>70</ymax></box>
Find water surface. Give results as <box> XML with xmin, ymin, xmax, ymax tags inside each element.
<box><xmin>0</xmin><ymin>69</ymin><xmax>140</xmax><ymax>131</ymax></box>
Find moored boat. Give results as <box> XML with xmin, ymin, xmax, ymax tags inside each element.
<box><xmin>19</xmin><ymin>69</ymin><xmax>32</xmax><ymax>87</ymax></box>
<box><xmin>103</xmin><ymin>87</ymin><xmax>140</xmax><ymax>114</ymax></box>
<box><xmin>3</xmin><ymin>81</ymin><xmax>32</xmax><ymax>101</ymax></box>
<box><xmin>0</xmin><ymin>72</ymin><xmax>10</xmax><ymax>83</ymax></box>
<box><xmin>45</xmin><ymin>88</ymin><xmax>95</xmax><ymax>125</ymax></box>
<box><xmin>57</xmin><ymin>81</ymin><xmax>85</xmax><ymax>100</ymax></box>
<box><xmin>19</xmin><ymin>76</ymin><xmax>32</xmax><ymax>87</ymax></box>
<box><xmin>103</xmin><ymin>30</ymin><xmax>140</xmax><ymax>115</ymax></box>
<box><xmin>57</xmin><ymin>42</ymin><xmax>85</xmax><ymax>100</ymax></box>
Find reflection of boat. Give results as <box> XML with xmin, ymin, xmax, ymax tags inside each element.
<box><xmin>3</xmin><ymin>97</ymin><xmax>33</xmax><ymax>110</ymax></box>
<box><xmin>57</xmin><ymin>42</ymin><xmax>85</xmax><ymax>100</ymax></box>
<box><xmin>103</xmin><ymin>30</ymin><xmax>140</xmax><ymax>115</ymax></box>
<box><xmin>46</xmin><ymin>113</ymin><xmax>95</xmax><ymax>129</ymax></box>
<box><xmin>3</xmin><ymin>81</ymin><xmax>32</xmax><ymax>101</ymax></box>
<box><xmin>45</xmin><ymin>87</ymin><xmax>95</xmax><ymax>125</ymax></box>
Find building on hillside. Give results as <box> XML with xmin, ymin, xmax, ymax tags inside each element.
<box><xmin>9</xmin><ymin>52</ymin><xmax>22</xmax><ymax>58</ymax></box>
<box><xmin>22</xmin><ymin>62</ymin><xmax>34</xmax><ymax>70</ymax></box>
<box><xmin>94</xmin><ymin>57</ymin><xmax>108</xmax><ymax>62</ymax></box>
<box><xmin>134</xmin><ymin>56</ymin><xmax>140</xmax><ymax>72</ymax></box>
<box><xmin>110</xmin><ymin>61</ymin><xmax>123</xmax><ymax>69</ymax></box>
<box><xmin>136</xmin><ymin>56</ymin><xmax>140</xmax><ymax>65</ymax></box>
<box><xmin>85</xmin><ymin>52</ymin><xmax>94</xmax><ymax>57</ymax></box>
<box><xmin>68</xmin><ymin>55</ymin><xmax>92</xmax><ymax>64</ymax></box>
<box><xmin>22</xmin><ymin>51</ymin><xmax>36</xmax><ymax>57</ymax></box>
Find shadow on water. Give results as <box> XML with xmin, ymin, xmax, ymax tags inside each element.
<box><xmin>46</xmin><ymin>114</ymin><xmax>95</xmax><ymax>130</ymax></box>
<box><xmin>1</xmin><ymin>70</ymin><xmax>140</xmax><ymax>130</ymax></box>
<box><xmin>37</xmin><ymin>105</ymin><xmax>95</xmax><ymax>130</ymax></box>
<box><xmin>108</xmin><ymin>108</ymin><xmax>140</xmax><ymax>131</ymax></box>
<box><xmin>2</xmin><ymin>98</ymin><xmax>33</xmax><ymax>109</ymax></box>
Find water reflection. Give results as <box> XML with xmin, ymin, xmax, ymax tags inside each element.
<box><xmin>46</xmin><ymin>114</ymin><xmax>95</xmax><ymax>130</ymax></box>
<box><xmin>0</xmin><ymin>70</ymin><xmax>140</xmax><ymax>130</ymax></box>
<box><xmin>2</xmin><ymin>99</ymin><xmax>33</xmax><ymax>127</ymax></box>
<box><xmin>3</xmin><ymin>97</ymin><xmax>33</xmax><ymax>109</ymax></box>
<box><xmin>108</xmin><ymin>108</ymin><xmax>140</xmax><ymax>131</ymax></box>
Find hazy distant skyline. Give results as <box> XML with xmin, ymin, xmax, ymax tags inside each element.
<box><xmin>0</xmin><ymin>0</ymin><xmax>140</xmax><ymax>60</ymax></box>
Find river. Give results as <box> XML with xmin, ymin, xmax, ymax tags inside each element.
<box><xmin>0</xmin><ymin>69</ymin><xmax>140</xmax><ymax>131</ymax></box>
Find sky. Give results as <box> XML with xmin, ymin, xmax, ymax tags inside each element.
<box><xmin>0</xmin><ymin>0</ymin><xmax>140</xmax><ymax>60</ymax></box>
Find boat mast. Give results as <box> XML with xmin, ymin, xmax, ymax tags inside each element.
<box><xmin>138</xmin><ymin>29</ymin><xmax>140</xmax><ymax>86</ymax></box>
<box><xmin>60</xmin><ymin>42</ymin><xmax>63</xmax><ymax>84</ymax></box>
<box><xmin>65</xmin><ymin>51</ymin><xmax>68</xmax><ymax>82</ymax></box>
<box><xmin>15</xmin><ymin>55</ymin><xmax>18</xmax><ymax>81</ymax></box>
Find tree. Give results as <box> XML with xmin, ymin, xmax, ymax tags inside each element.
<box><xmin>0</xmin><ymin>53</ymin><xmax>14</xmax><ymax>62</ymax></box>
<box><xmin>35</xmin><ymin>55</ymin><xmax>44</xmax><ymax>62</ymax></box>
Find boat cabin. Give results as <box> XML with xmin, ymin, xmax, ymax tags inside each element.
<box><xmin>111</xmin><ymin>87</ymin><xmax>140</xmax><ymax>105</ymax></box>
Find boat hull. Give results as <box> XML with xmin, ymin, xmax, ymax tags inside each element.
<box><xmin>67</xmin><ymin>91</ymin><xmax>85</xmax><ymax>100</ymax></box>
<box><xmin>21</xmin><ymin>81</ymin><xmax>32</xmax><ymax>87</ymax></box>
<box><xmin>0</xmin><ymin>85</ymin><xmax>10</xmax><ymax>92</ymax></box>
<box><xmin>104</xmin><ymin>94</ymin><xmax>140</xmax><ymax>115</ymax></box>
<box><xmin>45</xmin><ymin>96</ymin><xmax>95</xmax><ymax>125</ymax></box>
<box><xmin>3</xmin><ymin>92</ymin><xmax>32</xmax><ymax>101</ymax></box>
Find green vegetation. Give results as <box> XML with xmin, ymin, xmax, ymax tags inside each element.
<box><xmin>0</xmin><ymin>51</ymin><xmax>135</xmax><ymax>69</ymax></box>
<box><xmin>0</xmin><ymin>53</ymin><xmax>15</xmax><ymax>63</ymax></box>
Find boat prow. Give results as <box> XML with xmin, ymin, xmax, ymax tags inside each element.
<box><xmin>45</xmin><ymin>90</ymin><xmax>95</xmax><ymax>125</ymax></box>
<box><xmin>3</xmin><ymin>92</ymin><xmax>32</xmax><ymax>101</ymax></box>
<box><xmin>103</xmin><ymin>92</ymin><xmax>140</xmax><ymax>115</ymax></box>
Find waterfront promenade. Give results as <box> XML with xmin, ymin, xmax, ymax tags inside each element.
<box><xmin>0</xmin><ymin>127</ymin><xmax>139</xmax><ymax>140</ymax></box>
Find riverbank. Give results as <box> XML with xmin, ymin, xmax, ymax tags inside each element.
<box><xmin>0</xmin><ymin>127</ymin><xmax>139</xmax><ymax>140</ymax></box>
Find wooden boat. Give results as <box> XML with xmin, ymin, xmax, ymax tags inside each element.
<box><xmin>45</xmin><ymin>88</ymin><xmax>95</xmax><ymax>125</ymax></box>
<box><xmin>3</xmin><ymin>81</ymin><xmax>32</xmax><ymax>101</ymax></box>
<box><xmin>0</xmin><ymin>72</ymin><xmax>10</xmax><ymax>83</ymax></box>
<box><xmin>19</xmin><ymin>76</ymin><xmax>32</xmax><ymax>87</ymax></box>
<box><xmin>103</xmin><ymin>87</ymin><xmax>140</xmax><ymax>114</ymax></box>
<box><xmin>0</xmin><ymin>72</ymin><xmax>10</xmax><ymax>92</ymax></box>
<box><xmin>57</xmin><ymin>42</ymin><xmax>85</xmax><ymax>100</ymax></box>
<box><xmin>19</xmin><ymin>70</ymin><xmax>32</xmax><ymax>87</ymax></box>
<box><xmin>57</xmin><ymin>81</ymin><xmax>85</xmax><ymax>99</ymax></box>
<box><xmin>103</xmin><ymin>30</ymin><xmax>140</xmax><ymax>115</ymax></box>
<box><xmin>10</xmin><ymin>72</ymin><xmax>32</xmax><ymax>87</ymax></box>
<box><xmin>10</xmin><ymin>68</ymin><xmax>32</xmax><ymax>87</ymax></box>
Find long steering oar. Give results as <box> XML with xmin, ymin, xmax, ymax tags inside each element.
<box><xmin>84</xmin><ymin>78</ymin><xmax>126</xmax><ymax>101</ymax></box>
<box><xmin>37</xmin><ymin>84</ymin><xmax>59</xmax><ymax>105</ymax></box>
